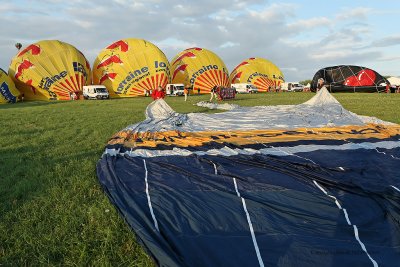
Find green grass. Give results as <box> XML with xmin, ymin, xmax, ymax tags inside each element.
<box><xmin>1</xmin><ymin>92</ymin><xmax>399</xmax><ymax>266</ymax></box>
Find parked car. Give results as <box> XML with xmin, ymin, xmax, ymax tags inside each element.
<box><xmin>281</xmin><ymin>82</ymin><xmax>304</xmax><ymax>92</ymax></box>
<box><xmin>291</xmin><ymin>83</ymin><xmax>304</xmax><ymax>92</ymax></box>
<box><xmin>231</xmin><ymin>83</ymin><xmax>258</xmax><ymax>93</ymax></box>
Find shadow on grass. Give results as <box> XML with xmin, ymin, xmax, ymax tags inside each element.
<box><xmin>0</xmin><ymin>97</ymin><xmax>151</xmax><ymax>110</ymax></box>
<box><xmin>231</xmin><ymin>94</ymin><xmax>267</xmax><ymax>102</ymax></box>
<box><xmin>0</xmin><ymin>145</ymin><xmax>102</xmax><ymax>218</ymax></box>
<box><xmin>0</xmin><ymin>100</ymin><xmax>71</xmax><ymax>110</ymax></box>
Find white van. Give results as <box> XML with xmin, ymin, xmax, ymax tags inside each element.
<box><xmin>83</xmin><ymin>85</ymin><xmax>109</xmax><ymax>99</ymax></box>
<box><xmin>291</xmin><ymin>83</ymin><xmax>304</xmax><ymax>92</ymax></box>
<box><xmin>281</xmin><ymin>82</ymin><xmax>304</xmax><ymax>92</ymax></box>
<box><xmin>166</xmin><ymin>84</ymin><xmax>185</xmax><ymax>96</ymax></box>
<box><xmin>231</xmin><ymin>83</ymin><xmax>258</xmax><ymax>93</ymax></box>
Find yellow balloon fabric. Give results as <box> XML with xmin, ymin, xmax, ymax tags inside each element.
<box><xmin>170</xmin><ymin>47</ymin><xmax>230</xmax><ymax>94</ymax></box>
<box><xmin>9</xmin><ymin>40</ymin><xmax>91</xmax><ymax>101</ymax></box>
<box><xmin>230</xmin><ymin>58</ymin><xmax>284</xmax><ymax>92</ymax></box>
<box><xmin>92</xmin><ymin>39</ymin><xmax>170</xmax><ymax>98</ymax></box>
<box><xmin>0</xmin><ymin>68</ymin><xmax>20</xmax><ymax>103</ymax></box>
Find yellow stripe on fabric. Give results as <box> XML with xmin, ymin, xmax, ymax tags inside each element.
<box><xmin>107</xmin><ymin>124</ymin><xmax>400</xmax><ymax>149</ymax></box>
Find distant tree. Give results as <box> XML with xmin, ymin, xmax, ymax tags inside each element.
<box><xmin>299</xmin><ymin>79</ymin><xmax>312</xmax><ymax>86</ymax></box>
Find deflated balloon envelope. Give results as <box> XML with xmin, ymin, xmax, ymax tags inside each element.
<box><xmin>170</xmin><ymin>47</ymin><xmax>230</xmax><ymax>94</ymax></box>
<box><xmin>97</xmin><ymin>91</ymin><xmax>400</xmax><ymax>267</ymax></box>
<box><xmin>310</xmin><ymin>65</ymin><xmax>389</xmax><ymax>92</ymax></box>
<box><xmin>230</xmin><ymin>58</ymin><xmax>284</xmax><ymax>92</ymax></box>
<box><xmin>0</xmin><ymin>68</ymin><xmax>20</xmax><ymax>103</ymax></box>
<box><xmin>92</xmin><ymin>38</ymin><xmax>171</xmax><ymax>98</ymax></box>
<box><xmin>9</xmin><ymin>40</ymin><xmax>91</xmax><ymax>101</ymax></box>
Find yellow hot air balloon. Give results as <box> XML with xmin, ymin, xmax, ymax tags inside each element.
<box><xmin>230</xmin><ymin>58</ymin><xmax>284</xmax><ymax>92</ymax></box>
<box><xmin>171</xmin><ymin>47</ymin><xmax>230</xmax><ymax>94</ymax></box>
<box><xmin>0</xmin><ymin>68</ymin><xmax>20</xmax><ymax>103</ymax></box>
<box><xmin>8</xmin><ymin>40</ymin><xmax>91</xmax><ymax>101</ymax></box>
<box><xmin>93</xmin><ymin>39</ymin><xmax>170</xmax><ymax>97</ymax></box>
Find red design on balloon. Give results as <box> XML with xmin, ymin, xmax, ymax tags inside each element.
<box><xmin>344</xmin><ymin>69</ymin><xmax>376</xmax><ymax>86</ymax></box>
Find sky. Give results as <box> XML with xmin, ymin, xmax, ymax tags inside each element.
<box><xmin>0</xmin><ymin>0</ymin><xmax>399</xmax><ymax>82</ymax></box>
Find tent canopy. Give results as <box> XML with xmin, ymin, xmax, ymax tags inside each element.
<box><xmin>388</xmin><ymin>76</ymin><xmax>400</xmax><ymax>86</ymax></box>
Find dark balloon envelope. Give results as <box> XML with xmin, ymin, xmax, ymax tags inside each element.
<box><xmin>310</xmin><ymin>65</ymin><xmax>389</xmax><ymax>92</ymax></box>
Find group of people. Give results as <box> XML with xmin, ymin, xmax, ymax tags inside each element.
<box><xmin>210</xmin><ymin>85</ymin><xmax>218</xmax><ymax>101</ymax></box>
<box><xmin>69</xmin><ymin>91</ymin><xmax>78</xmax><ymax>100</ymax></box>
<box><xmin>151</xmin><ymin>86</ymin><xmax>166</xmax><ymax>100</ymax></box>
<box><xmin>150</xmin><ymin>85</ymin><xmax>223</xmax><ymax>102</ymax></box>
<box><xmin>387</xmin><ymin>83</ymin><xmax>400</xmax><ymax>93</ymax></box>
<box><xmin>317</xmin><ymin>78</ymin><xmax>325</xmax><ymax>91</ymax></box>
<box><xmin>150</xmin><ymin>86</ymin><xmax>190</xmax><ymax>101</ymax></box>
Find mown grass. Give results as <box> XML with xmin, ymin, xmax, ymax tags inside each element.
<box><xmin>0</xmin><ymin>92</ymin><xmax>399</xmax><ymax>266</ymax></box>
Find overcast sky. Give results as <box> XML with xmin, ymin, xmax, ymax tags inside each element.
<box><xmin>1</xmin><ymin>0</ymin><xmax>399</xmax><ymax>81</ymax></box>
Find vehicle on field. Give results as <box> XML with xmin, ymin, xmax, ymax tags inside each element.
<box><xmin>166</xmin><ymin>84</ymin><xmax>185</xmax><ymax>96</ymax></box>
<box><xmin>83</xmin><ymin>85</ymin><xmax>110</xmax><ymax>99</ymax></box>
<box><xmin>281</xmin><ymin>82</ymin><xmax>304</xmax><ymax>92</ymax></box>
<box><xmin>231</xmin><ymin>83</ymin><xmax>258</xmax><ymax>93</ymax></box>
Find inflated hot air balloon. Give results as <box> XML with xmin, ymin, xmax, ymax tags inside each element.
<box><xmin>0</xmin><ymin>68</ymin><xmax>20</xmax><ymax>103</ymax></box>
<box><xmin>8</xmin><ymin>40</ymin><xmax>91</xmax><ymax>101</ymax></box>
<box><xmin>93</xmin><ymin>38</ymin><xmax>170</xmax><ymax>97</ymax></box>
<box><xmin>171</xmin><ymin>47</ymin><xmax>230</xmax><ymax>94</ymax></box>
<box><xmin>230</xmin><ymin>58</ymin><xmax>284</xmax><ymax>92</ymax></box>
<box><xmin>310</xmin><ymin>65</ymin><xmax>388</xmax><ymax>93</ymax></box>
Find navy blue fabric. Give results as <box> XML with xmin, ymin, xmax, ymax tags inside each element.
<box><xmin>97</xmin><ymin>145</ymin><xmax>400</xmax><ymax>267</ymax></box>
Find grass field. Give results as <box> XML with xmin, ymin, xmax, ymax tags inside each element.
<box><xmin>1</xmin><ymin>92</ymin><xmax>399</xmax><ymax>266</ymax></box>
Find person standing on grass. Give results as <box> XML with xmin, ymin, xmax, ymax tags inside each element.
<box><xmin>317</xmin><ymin>78</ymin><xmax>324</xmax><ymax>92</ymax></box>
<box><xmin>210</xmin><ymin>85</ymin><xmax>218</xmax><ymax>102</ymax></box>
<box><xmin>152</xmin><ymin>86</ymin><xmax>166</xmax><ymax>100</ymax></box>
<box><xmin>184</xmin><ymin>87</ymin><xmax>189</xmax><ymax>101</ymax></box>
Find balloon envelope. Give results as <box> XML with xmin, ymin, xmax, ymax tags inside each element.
<box><xmin>93</xmin><ymin>38</ymin><xmax>170</xmax><ymax>98</ymax></box>
<box><xmin>310</xmin><ymin>65</ymin><xmax>388</xmax><ymax>92</ymax></box>
<box><xmin>170</xmin><ymin>47</ymin><xmax>230</xmax><ymax>94</ymax></box>
<box><xmin>0</xmin><ymin>68</ymin><xmax>19</xmax><ymax>103</ymax></box>
<box><xmin>9</xmin><ymin>40</ymin><xmax>91</xmax><ymax>100</ymax></box>
<box><xmin>230</xmin><ymin>58</ymin><xmax>284</xmax><ymax>92</ymax></box>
